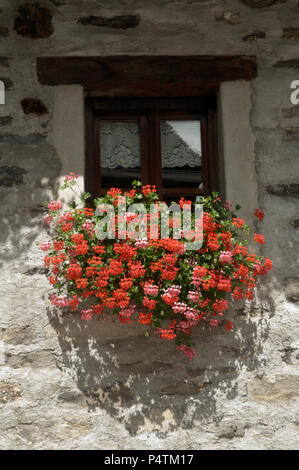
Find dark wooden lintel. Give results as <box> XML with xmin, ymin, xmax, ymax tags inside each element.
<box><xmin>36</xmin><ymin>55</ymin><xmax>257</xmax><ymax>97</ymax></box>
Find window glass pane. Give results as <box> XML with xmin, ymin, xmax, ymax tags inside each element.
<box><xmin>160</xmin><ymin>120</ymin><xmax>202</xmax><ymax>189</ymax></box>
<box><xmin>100</xmin><ymin>121</ymin><xmax>141</xmax><ymax>188</ymax></box>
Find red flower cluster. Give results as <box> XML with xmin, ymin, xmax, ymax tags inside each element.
<box><xmin>254</xmin><ymin>233</ymin><xmax>265</xmax><ymax>245</ymax></box>
<box><xmin>42</xmin><ymin>176</ymin><xmax>272</xmax><ymax>360</ymax></box>
<box><xmin>255</xmin><ymin>209</ymin><xmax>265</xmax><ymax>221</ymax></box>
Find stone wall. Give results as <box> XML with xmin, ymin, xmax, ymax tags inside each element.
<box><xmin>0</xmin><ymin>0</ymin><xmax>298</xmax><ymax>450</ymax></box>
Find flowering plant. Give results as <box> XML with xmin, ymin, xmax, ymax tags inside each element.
<box><xmin>42</xmin><ymin>173</ymin><xmax>272</xmax><ymax>360</ymax></box>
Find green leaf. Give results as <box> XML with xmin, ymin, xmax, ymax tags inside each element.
<box><xmin>81</xmin><ymin>192</ymin><xmax>92</xmax><ymax>201</ymax></box>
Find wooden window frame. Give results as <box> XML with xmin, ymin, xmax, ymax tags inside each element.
<box><xmin>85</xmin><ymin>96</ymin><xmax>218</xmax><ymax>200</ymax></box>
<box><xmin>37</xmin><ymin>54</ymin><xmax>257</xmax><ymax>199</ymax></box>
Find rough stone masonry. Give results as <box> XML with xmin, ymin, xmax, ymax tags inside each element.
<box><xmin>0</xmin><ymin>0</ymin><xmax>298</xmax><ymax>450</ymax></box>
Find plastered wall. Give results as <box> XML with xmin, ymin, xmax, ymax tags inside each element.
<box><xmin>0</xmin><ymin>0</ymin><xmax>298</xmax><ymax>450</ymax></box>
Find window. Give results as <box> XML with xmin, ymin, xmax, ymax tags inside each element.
<box><xmin>38</xmin><ymin>54</ymin><xmax>256</xmax><ymax>201</ymax></box>
<box><xmin>85</xmin><ymin>97</ymin><xmax>218</xmax><ymax>201</ymax></box>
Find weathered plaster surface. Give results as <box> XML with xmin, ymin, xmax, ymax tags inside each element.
<box><xmin>49</xmin><ymin>85</ymin><xmax>84</xmax><ymax>206</ymax></box>
<box><xmin>219</xmin><ymin>80</ymin><xmax>258</xmax><ymax>227</ymax></box>
<box><xmin>0</xmin><ymin>0</ymin><xmax>298</xmax><ymax>450</ymax></box>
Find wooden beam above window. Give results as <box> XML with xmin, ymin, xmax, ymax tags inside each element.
<box><xmin>36</xmin><ymin>55</ymin><xmax>257</xmax><ymax>96</ymax></box>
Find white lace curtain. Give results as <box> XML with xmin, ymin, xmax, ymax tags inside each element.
<box><xmin>100</xmin><ymin>122</ymin><xmax>140</xmax><ymax>169</ymax></box>
<box><xmin>99</xmin><ymin>121</ymin><xmax>202</xmax><ymax>169</ymax></box>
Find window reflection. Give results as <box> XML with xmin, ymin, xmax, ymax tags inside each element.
<box><xmin>160</xmin><ymin>120</ymin><xmax>202</xmax><ymax>189</ymax></box>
